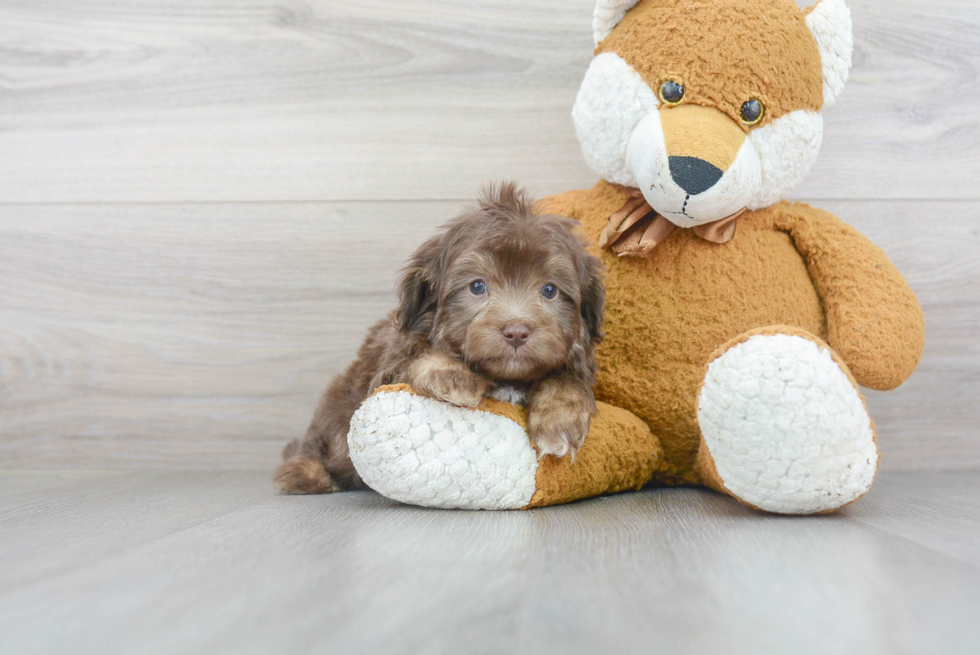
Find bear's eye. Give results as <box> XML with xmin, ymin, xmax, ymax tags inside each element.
<box><xmin>659</xmin><ymin>80</ymin><xmax>685</xmax><ymax>106</ymax></box>
<box><xmin>541</xmin><ymin>283</ymin><xmax>558</xmax><ymax>300</ymax></box>
<box><xmin>469</xmin><ymin>280</ymin><xmax>488</xmax><ymax>296</ymax></box>
<box><xmin>740</xmin><ymin>99</ymin><xmax>765</xmax><ymax>126</ymax></box>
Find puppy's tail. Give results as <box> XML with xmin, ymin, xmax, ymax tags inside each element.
<box><xmin>274</xmin><ymin>457</ymin><xmax>340</xmax><ymax>495</ymax></box>
<box><xmin>281</xmin><ymin>438</ymin><xmax>302</xmax><ymax>461</ymax></box>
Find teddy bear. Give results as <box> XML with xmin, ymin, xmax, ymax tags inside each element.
<box><xmin>344</xmin><ymin>0</ymin><xmax>925</xmax><ymax>515</ymax></box>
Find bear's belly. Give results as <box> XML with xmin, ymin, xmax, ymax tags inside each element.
<box><xmin>593</xmin><ymin>225</ymin><xmax>825</xmax><ymax>482</ymax></box>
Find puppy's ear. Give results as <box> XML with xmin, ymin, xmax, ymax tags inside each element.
<box><xmin>396</xmin><ymin>234</ymin><xmax>442</xmax><ymax>333</ymax></box>
<box><xmin>578</xmin><ymin>252</ymin><xmax>606</xmax><ymax>344</ymax></box>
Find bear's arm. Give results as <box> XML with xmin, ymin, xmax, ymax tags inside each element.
<box><xmin>774</xmin><ymin>203</ymin><xmax>925</xmax><ymax>391</ymax></box>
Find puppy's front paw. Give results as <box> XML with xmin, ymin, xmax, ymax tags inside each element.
<box><xmin>414</xmin><ymin>364</ymin><xmax>490</xmax><ymax>408</ymax></box>
<box><xmin>527</xmin><ymin>401</ymin><xmax>592</xmax><ymax>461</ymax></box>
<box><xmin>527</xmin><ymin>377</ymin><xmax>595</xmax><ymax>460</ymax></box>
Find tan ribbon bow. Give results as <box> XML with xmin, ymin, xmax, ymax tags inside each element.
<box><xmin>599</xmin><ymin>189</ymin><xmax>744</xmax><ymax>258</ymax></box>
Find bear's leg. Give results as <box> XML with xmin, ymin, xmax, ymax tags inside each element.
<box><xmin>695</xmin><ymin>327</ymin><xmax>879</xmax><ymax>515</ymax></box>
<box><xmin>347</xmin><ymin>384</ymin><xmax>663</xmax><ymax>509</ymax></box>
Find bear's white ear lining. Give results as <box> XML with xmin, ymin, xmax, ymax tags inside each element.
<box><xmin>593</xmin><ymin>0</ymin><xmax>642</xmax><ymax>45</ymax></box>
<box><xmin>805</xmin><ymin>0</ymin><xmax>854</xmax><ymax>107</ymax></box>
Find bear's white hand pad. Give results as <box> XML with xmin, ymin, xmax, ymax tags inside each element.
<box><xmin>698</xmin><ymin>333</ymin><xmax>878</xmax><ymax>515</ymax></box>
<box><xmin>348</xmin><ymin>390</ymin><xmax>539</xmax><ymax>510</ymax></box>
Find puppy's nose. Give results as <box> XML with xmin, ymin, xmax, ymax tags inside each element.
<box><xmin>501</xmin><ymin>324</ymin><xmax>531</xmax><ymax>348</ymax></box>
<box><xmin>669</xmin><ymin>156</ymin><xmax>724</xmax><ymax>196</ymax></box>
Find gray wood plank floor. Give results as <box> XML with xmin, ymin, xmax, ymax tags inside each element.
<box><xmin>0</xmin><ymin>470</ymin><xmax>978</xmax><ymax>655</ymax></box>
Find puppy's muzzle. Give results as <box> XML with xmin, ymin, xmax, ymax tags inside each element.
<box><xmin>501</xmin><ymin>323</ymin><xmax>531</xmax><ymax>349</ymax></box>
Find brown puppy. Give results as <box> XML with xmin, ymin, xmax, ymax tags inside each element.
<box><xmin>274</xmin><ymin>182</ymin><xmax>606</xmax><ymax>494</ymax></box>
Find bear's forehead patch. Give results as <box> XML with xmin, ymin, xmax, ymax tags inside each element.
<box><xmin>596</xmin><ymin>0</ymin><xmax>824</xmax><ymax>127</ymax></box>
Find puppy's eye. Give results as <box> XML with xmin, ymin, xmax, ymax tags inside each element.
<box><xmin>740</xmin><ymin>99</ymin><xmax>765</xmax><ymax>126</ymax></box>
<box><xmin>659</xmin><ymin>80</ymin><xmax>685</xmax><ymax>106</ymax></box>
<box><xmin>469</xmin><ymin>280</ymin><xmax>488</xmax><ymax>296</ymax></box>
<box><xmin>541</xmin><ymin>283</ymin><xmax>558</xmax><ymax>300</ymax></box>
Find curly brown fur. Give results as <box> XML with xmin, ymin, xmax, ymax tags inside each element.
<box><xmin>274</xmin><ymin>182</ymin><xmax>606</xmax><ymax>494</ymax></box>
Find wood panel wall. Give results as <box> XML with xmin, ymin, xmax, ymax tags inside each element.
<box><xmin>1</xmin><ymin>0</ymin><xmax>977</xmax><ymax>471</ymax></box>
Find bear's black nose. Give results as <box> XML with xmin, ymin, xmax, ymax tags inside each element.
<box><xmin>669</xmin><ymin>156</ymin><xmax>724</xmax><ymax>196</ymax></box>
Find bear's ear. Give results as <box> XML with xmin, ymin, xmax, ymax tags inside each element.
<box><xmin>805</xmin><ymin>0</ymin><xmax>854</xmax><ymax>107</ymax></box>
<box><xmin>593</xmin><ymin>0</ymin><xmax>642</xmax><ymax>46</ymax></box>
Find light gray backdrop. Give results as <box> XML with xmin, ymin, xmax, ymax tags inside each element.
<box><xmin>1</xmin><ymin>0</ymin><xmax>977</xmax><ymax>471</ymax></box>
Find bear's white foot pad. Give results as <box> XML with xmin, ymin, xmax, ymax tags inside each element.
<box><xmin>698</xmin><ymin>334</ymin><xmax>878</xmax><ymax>514</ymax></box>
<box><xmin>348</xmin><ymin>390</ymin><xmax>539</xmax><ymax>510</ymax></box>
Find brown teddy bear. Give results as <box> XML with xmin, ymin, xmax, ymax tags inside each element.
<box><xmin>345</xmin><ymin>0</ymin><xmax>925</xmax><ymax>514</ymax></box>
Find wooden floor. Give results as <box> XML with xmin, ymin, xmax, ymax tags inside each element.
<box><xmin>1</xmin><ymin>470</ymin><xmax>977</xmax><ymax>655</ymax></box>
